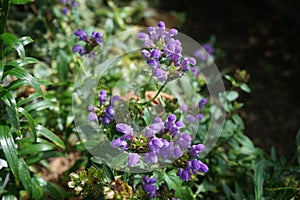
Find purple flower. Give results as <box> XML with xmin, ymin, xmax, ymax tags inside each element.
<box><xmin>203</xmin><ymin>43</ymin><xmax>214</xmax><ymax>55</ymax></box>
<box><xmin>191</xmin><ymin>67</ymin><xmax>199</xmax><ymax>76</ymax></box>
<box><xmin>88</xmin><ymin>112</ymin><xmax>98</xmax><ymax>122</ymax></box>
<box><xmin>98</xmin><ymin>90</ymin><xmax>107</xmax><ymax>105</ymax></box>
<box><xmin>87</xmin><ymin>105</ymin><xmax>94</xmax><ymax>112</ymax></box>
<box><xmin>71</xmin><ymin>1</ymin><xmax>78</xmax><ymax>7</ymax></box>
<box><xmin>111</xmin><ymin>138</ymin><xmax>128</xmax><ymax>151</ymax></box>
<box><xmin>109</xmin><ymin>95</ymin><xmax>120</xmax><ymax>106</ymax></box>
<box><xmin>197</xmin><ymin>114</ymin><xmax>203</xmax><ymax>121</ymax></box>
<box><xmin>198</xmin><ymin>98</ymin><xmax>208</xmax><ymax>109</ymax></box>
<box><xmin>74</xmin><ymin>29</ymin><xmax>87</xmax><ymax>41</ymax></box>
<box><xmin>141</xmin><ymin>49</ymin><xmax>150</xmax><ymax>59</ymax></box>
<box><xmin>188</xmin><ymin>159</ymin><xmax>209</xmax><ymax>174</ymax></box>
<box><xmin>187</xmin><ymin>114</ymin><xmax>196</xmax><ymax>123</ymax></box>
<box><xmin>175</xmin><ymin>133</ymin><xmax>192</xmax><ymax>150</ymax></box>
<box><xmin>144</xmin><ymin>151</ymin><xmax>158</xmax><ymax>163</ymax></box>
<box><xmin>142</xmin><ymin>176</ymin><xmax>157</xmax><ymax>198</ymax></box>
<box><xmin>148</xmin><ymin>137</ymin><xmax>164</xmax><ymax>151</ymax></box>
<box><xmin>182</xmin><ymin>57</ymin><xmax>196</xmax><ymax>72</ymax></box>
<box><xmin>91</xmin><ymin>31</ymin><xmax>102</xmax><ymax>44</ymax></box>
<box><xmin>128</xmin><ymin>153</ymin><xmax>140</xmax><ymax>167</ymax></box>
<box><xmin>180</xmin><ymin>104</ymin><xmax>188</xmax><ymax>112</ymax></box>
<box><xmin>151</xmin><ymin>49</ymin><xmax>161</xmax><ymax>59</ymax></box>
<box><xmin>152</xmin><ymin>68</ymin><xmax>168</xmax><ymax>82</ymax></box>
<box><xmin>72</xmin><ymin>45</ymin><xmax>86</xmax><ymax>56</ymax></box>
<box><xmin>177</xmin><ymin>168</ymin><xmax>190</xmax><ymax>181</ymax></box>
<box><xmin>190</xmin><ymin>144</ymin><xmax>205</xmax><ymax>157</ymax></box>
<box><xmin>116</xmin><ymin>123</ymin><xmax>134</xmax><ymax>135</ymax></box>
<box><xmin>61</xmin><ymin>7</ymin><xmax>69</xmax><ymax>14</ymax></box>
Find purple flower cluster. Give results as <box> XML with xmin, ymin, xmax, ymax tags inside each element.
<box><xmin>87</xmin><ymin>90</ymin><xmax>120</xmax><ymax>125</ymax></box>
<box><xmin>142</xmin><ymin>176</ymin><xmax>157</xmax><ymax>198</ymax></box>
<box><xmin>180</xmin><ymin>98</ymin><xmax>208</xmax><ymax>123</ymax></box>
<box><xmin>111</xmin><ymin>114</ymin><xmax>193</xmax><ymax>167</ymax></box>
<box><xmin>176</xmin><ymin>144</ymin><xmax>208</xmax><ymax>181</ymax></box>
<box><xmin>194</xmin><ymin>43</ymin><xmax>214</xmax><ymax>62</ymax></box>
<box><xmin>57</xmin><ymin>0</ymin><xmax>78</xmax><ymax>15</ymax></box>
<box><xmin>72</xmin><ymin>29</ymin><xmax>103</xmax><ymax>56</ymax></box>
<box><xmin>138</xmin><ymin>21</ymin><xmax>197</xmax><ymax>82</ymax></box>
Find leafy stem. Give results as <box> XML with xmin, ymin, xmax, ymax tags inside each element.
<box><xmin>138</xmin><ymin>81</ymin><xmax>168</xmax><ymax>106</ymax></box>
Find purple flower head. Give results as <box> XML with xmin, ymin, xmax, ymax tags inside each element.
<box><xmin>116</xmin><ymin>123</ymin><xmax>134</xmax><ymax>136</ymax></box>
<box><xmin>109</xmin><ymin>95</ymin><xmax>120</xmax><ymax>107</ymax></box>
<box><xmin>182</xmin><ymin>57</ymin><xmax>196</xmax><ymax>72</ymax></box>
<box><xmin>111</xmin><ymin>138</ymin><xmax>128</xmax><ymax>151</ymax></box>
<box><xmin>87</xmin><ymin>105</ymin><xmax>94</xmax><ymax>112</ymax></box>
<box><xmin>152</xmin><ymin>68</ymin><xmax>168</xmax><ymax>82</ymax></box>
<box><xmin>190</xmin><ymin>144</ymin><xmax>205</xmax><ymax>157</ymax></box>
<box><xmin>177</xmin><ymin>168</ymin><xmax>190</xmax><ymax>181</ymax></box>
<box><xmin>148</xmin><ymin>137</ymin><xmax>164</xmax><ymax>151</ymax></box>
<box><xmin>88</xmin><ymin>112</ymin><xmax>98</xmax><ymax>122</ymax></box>
<box><xmin>157</xmin><ymin>21</ymin><xmax>165</xmax><ymax>29</ymax></box>
<box><xmin>180</xmin><ymin>104</ymin><xmax>188</xmax><ymax>112</ymax></box>
<box><xmin>137</xmin><ymin>32</ymin><xmax>149</xmax><ymax>40</ymax></box>
<box><xmin>198</xmin><ymin>98</ymin><xmax>208</xmax><ymax>109</ymax></box>
<box><xmin>101</xmin><ymin>116</ymin><xmax>111</xmax><ymax>125</ymax></box>
<box><xmin>141</xmin><ymin>49</ymin><xmax>150</xmax><ymax>59</ymax></box>
<box><xmin>151</xmin><ymin>49</ymin><xmax>161</xmax><ymax>59</ymax></box>
<box><xmin>188</xmin><ymin>159</ymin><xmax>208</xmax><ymax>174</ymax></box>
<box><xmin>143</xmin><ymin>176</ymin><xmax>157</xmax><ymax>198</ymax></box>
<box><xmin>91</xmin><ymin>31</ymin><xmax>102</xmax><ymax>44</ymax></box>
<box><xmin>74</xmin><ymin>29</ymin><xmax>87</xmax><ymax>41</ymax></box>
<box><xmin>191</xmin><ymin>67</ymin><xmax>199</xmax><ymax>76</ymax></box>
<box><xmin>187</xmin><ymin>114</ymin><xmax>196</xmax><ymax>123</ymax></box>
<box><xmin>71</xmin><ymin>1</ymin><xmax>78</xmax><ymax>7</ymax></box>
<box><xmin>144</xmin><ymin>151</ymin><xmax>158</xmax><ymax>163</ymax></box>
<box><xmin>147</xmin><ymin>59</ymin><xmax>160</xmax><ymax>67</ymax></box>
<box><xmin>203</xmin><ymin>43</ymin><xmax>214</xmax><ymax>55</ymax></box>
<box><xmin>197</xmin><ymin>114</ymin><xmax>203</xmax><ymax>121</ymax></box>
<box><xmin>61</xmin><ymin>7</ymin><xmax>69</xmax><ymax>14</ymax></box>
<box><xmin>175</xmin><ymin>133</ymin><xmax>192</xmax><ymax>150</ymax></box>
<box><xmin>128</xmin><ymin>153</ymin><xmax>140</xmax><ymax>167</ymax></box>
<box><xmin>98</xmin><ymin>90</ymin><xmax>107</xmax><ymax>105</ymax></box>
<box><xmin>72</xmin><ymin>45</ymin><xmax>86</xmax><ymax>56</ymax></box>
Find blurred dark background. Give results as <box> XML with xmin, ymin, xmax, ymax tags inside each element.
<box><xmin>157</xmin><ymin>0</ymin><xmax>300</xmax><ymax>158</ymax></box>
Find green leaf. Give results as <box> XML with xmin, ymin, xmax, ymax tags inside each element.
<box><xmin>18</xmin><ymin>107</ymin><xmax>37</xmax><ymax>141</ymax></box>
<box><xmin>240</xmin><ymin>83</ymin><xmax>251</xmax><ymax>93</ymax></box>
<box><xmin>19</xmin><ymin>143</ymin><xmax>54</xmax><ymax>155</ymax></box>
<box><xmin>0</xmin><ymin>125</ymin><xmax>20</xmax><ymax>182</ymax></box>
<box><xmin>5</xmin><ymin>79</ymin><xmax>28</xmax><ymax>91</ymax></box>
<box><xmin>4</xmin><ymin>66</ymin><xmax>43</xmax><ymax>95</ymax></box>
<box><xmin>0</xmin><ymin>33</ymin><xmax>25</xmax><ymax>58</ymax></box>
<box><xmin>18</xmin><ymin>159</ymin><xmax>33</xmax><ymax>196</ymax></box>
<box><xmin>6</xmin><ymin>57</ymin><xmax>39</xmax><ymax>68</ymax></box>
<box><xmin>0</xmin><ymin>61</ymin><xmax>3</xmax><ymax>81</ymax></box>
<box><xmin>36</xmin><ymin>125</ymin><xmax>65</xmax><ymax>149</ymax></box>
<box><xmin>1</xmin><ymin>93</ymin><xmax>21</xmax><ymax>136</ymax></box>
<box><xmin>17</xmin><ymin>92</ymin><xmax>42</xmax><ymax>106</ymax></box>
<box><xmin>1</xmin><ymin>195</ymin><xmax>18</xmax><ymax>200</ymax></box>
<box><xmin>254</xmin><ymin>159</ymin><xmax>266</xmax><ymax>200</ymax></box>
<box><xmin>164</xmin><ymin>170</ymin><xmax>192</xmax><ymax>200</ymax></box>
<box><xmin>226</xmin><ymin>91</ymin><xmax>239</xmax><ymax>102</ymax></box>
<box><xmin>10</xmin><ymin>0</ymin><xmax>34</xmax><ymax>5</ymax></box>
<box><xmin>24</xmin><ymin>99</ymin><xmax>54</xmax><ymax>112</ymax></box>
<box><xmin>35</xmin><ymin>176</ymin><xmax>71</xmax><ymax>199</ymax></box>
<box><xmin>224</xmin><ymin>75</ymin><xmax>236</xmax><ymax>86</ymax></box>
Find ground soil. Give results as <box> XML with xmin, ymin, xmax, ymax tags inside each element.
<box><xmin>159</xmin><ymin>0</ymin><xmax>300</xmax><ymax>159</ymax></box>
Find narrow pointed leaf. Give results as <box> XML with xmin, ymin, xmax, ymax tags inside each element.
<box><xmin>18</xmin><ymin>107</ymin><xmax>37</xmax><ymax>141</ymax></box>
<box><xmin>0</xmin><ymin>126</ymin><xmax>20</xmax><ymax>182</ymax></box>
<box><xmin>36</xmin><ymin>125</ymin><xmax>65</xmax><ymax>149</ymax></box>
<box><xmin>0</xmin><ymin>33</ymin><xmax>25</xmax><ymax>58</ymax></box>
<box><xmin>4</xmin><ymin>66</ymin><xmax>43</xmax><ymax>95</ymax></box>
<box><xmin>1</xmin><ymin>93</ymin><xmax>20</xmax><ymax>136</ymax></box>
<box><xmin>10</xmin><ymin>0</ymin><xmax>34</xmax><ymax>5</ymax></box>
<box><xmin>6</xmin><ymin>57</ymin><xmax>39</xmax><ymax>68</ymax></box>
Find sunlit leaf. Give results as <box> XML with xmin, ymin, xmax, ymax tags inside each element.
<box><xmin>0</xmin><ymin>126</ymin><xmax>20</xmax><ymax>182</ymax></box>
<box><xmin>36</xmin><ymin>125</ymin><xmax>65</xmax><ymax>149</ymax></box>
<box><xmin>10</xmin><ymin>0</ymin><xmax>34</xmax><ymax>5</ymax></box>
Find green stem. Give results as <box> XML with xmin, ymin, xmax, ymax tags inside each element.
<box><xmin>138</xmin><ymin>81</ymin><xmax>168</xmax><ymax>105</ymax></box>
